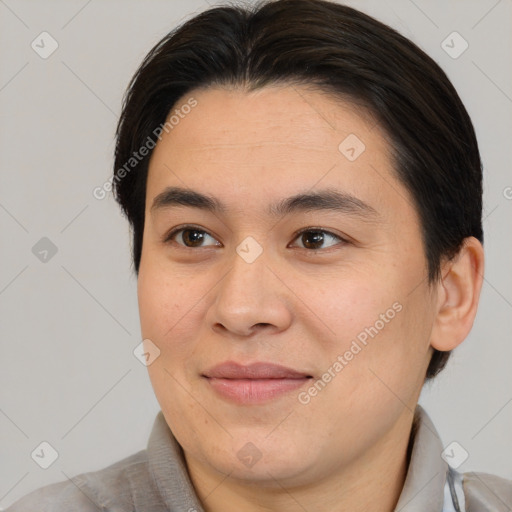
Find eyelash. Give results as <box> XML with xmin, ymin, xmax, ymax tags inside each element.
<box><xmin>163</xmin><ymin>224</ymin><xmax>348</xmax><ymax>251</ymax></box>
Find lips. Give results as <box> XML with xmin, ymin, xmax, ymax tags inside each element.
<box><xmin>202</xmin><ymin>361</ymin><xmax>312</xmax><ymax>404</ymax></box>
<box><xmin>202</xmin><ymin>361</ymin><xmax>311</xmax><ymax>379</ymax></box>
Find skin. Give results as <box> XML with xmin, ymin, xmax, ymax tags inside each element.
<box><xmin>137</xmin><ymin>85</ymin><xmax>484</xmax><ymax>512</ymax></box>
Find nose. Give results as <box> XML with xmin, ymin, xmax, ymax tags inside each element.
<box><xmin>206</xmin><ymin>248</ymin><xmax>293</xmax><ymax>338</ymax></box>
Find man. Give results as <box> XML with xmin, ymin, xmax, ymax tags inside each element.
<box><xmin>7</xmin><ymin>0</ymin><xmax>511</xmax><ymax>510</ymax></box>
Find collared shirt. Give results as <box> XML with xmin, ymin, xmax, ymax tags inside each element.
<box><xmin>6</xmin><ymin>405</ymin><xmax>512</xmax><ymax>511</ymax></box>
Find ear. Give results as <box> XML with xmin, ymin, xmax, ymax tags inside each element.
<box><xmin>430</xmin><ymin>237</ymin><xmax>484</xmax><ymax>352</ymax></box>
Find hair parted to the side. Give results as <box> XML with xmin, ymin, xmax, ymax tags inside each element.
<box><xmin>113</xmin><ymin>0</ymin><xmax>483</xmax><ymax>380</ymax></box>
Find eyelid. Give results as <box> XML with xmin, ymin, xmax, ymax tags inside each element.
<box><xmin>163</xmin><ymin>224</ymin><xmax>222</xmax><ymax>246</ymax></box>
<box><xmin>289</xmin><ymin>227</ymin><xmax>348</xmax><ymax>249</ymax></box>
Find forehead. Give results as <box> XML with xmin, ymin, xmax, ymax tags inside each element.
<box><xmin>146</xmin><ymin>85</ymin><xmax>412</xmax><ymax>220</ymax></box>
<box><xmin>155</xmin><ymin>85</ymin><xmax>381</xmax><ymax>155</ymax></box>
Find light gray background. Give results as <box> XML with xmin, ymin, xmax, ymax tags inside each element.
<box><xmin>1</xmin><ymin>0</ymin><xmax>511</xmax><ymax>508</ymax></box>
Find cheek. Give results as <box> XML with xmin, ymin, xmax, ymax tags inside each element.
<box><xmin>137</xmin><ymin>264</ymin><xmax>206</xmax><ymax>422</ymax></box>
<box><xmin>138</xmin><ymin>263</ymin><xmax>193</xmax><ymax>353</ymax></box>
<box><xmin>308</xmin><ymin>274</ymin><xmax>392</xmax><ymax>346</ymax></box>
<box><xmin>311</xmin><ymin>271</ymin><xmax>431</xmax><ymax>399</ymax></box>
<box><xmin>137</xmin><ymin>266</ymin><xmax>173</xmax><ymax>339</ymax></box>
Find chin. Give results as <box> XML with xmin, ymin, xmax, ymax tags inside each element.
<box><xmin>200</xmin><ymin>438</ymin><xmax>318</xmax><ymax>487</ymax></box>
<box><xmin>219</xmin><ymin>458</ymin><xmax>312</xmax><ymax>487</ymax></box>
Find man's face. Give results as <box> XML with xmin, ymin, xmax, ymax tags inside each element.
<box><xmin>138</xmin><ymin>85</ymin><xmax>437</xmax><ymax>485</ymax></box>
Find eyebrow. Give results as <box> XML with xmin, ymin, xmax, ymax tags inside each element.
<box><xmin>151</xmin><ymin>186</ymin><xmax>225</xmax><ymax>213</ymax></box>
<box><xmin>151</xmin><ymin>186</ymin><xmax>380</xmax><ymax>220</ymax></box>
<box><xmin>269</xmin><ymin>188</ymin><xmax>379</xmax><ymax>220</ymax></box>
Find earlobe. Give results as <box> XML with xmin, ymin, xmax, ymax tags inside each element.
<box><xmin>430</xmin><ymin>237</ymin><xmax>485</xmax><ymax>352</ymax></box>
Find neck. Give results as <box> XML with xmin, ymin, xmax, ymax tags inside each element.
<box><xmin>184</xmin><ymin>408</ymin><xmax>415</xmax><ymax>512</ymax></box>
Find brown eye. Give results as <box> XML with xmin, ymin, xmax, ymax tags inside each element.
<box><xmin>292</xmin><ymin>229</ymin><xmax>344</xmax><ymax>250</ymax></box>
<box><xmin>181</xmin><ymin>229</ymin><xmax>206</xmax><ymax>247</ymax></box>
<box><xmin>166</xmin><ymin>227</ymin><xmax>220</xmax><ymax>248</ymax></box>
<box><xmin>301</xmin><ymin>231</ymin><xmax>325</xmax><ymax>249</ymax></box>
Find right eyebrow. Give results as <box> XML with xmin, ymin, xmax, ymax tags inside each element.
<box><xmin>151</xmin><ymin>187</ymin><xmax>225</xmax><ymax>214</ymax></box>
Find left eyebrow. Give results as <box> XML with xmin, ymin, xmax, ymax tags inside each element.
<box><xmin>268</xmin><ymin>189</ymin><xmax>380</xmax><ymax>221</ymax></box>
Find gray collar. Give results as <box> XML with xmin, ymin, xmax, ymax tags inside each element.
<box><xmin>147</xmin><ymin>404</ymin><xmax>448</xmax><ymax>511</ymax></box>
<box><xmin>147</xmin><ymin>411</ymin><xmax>206</xmax><ymax>511</ymax></box>
<box><xmin>395</xmin><ymin>405</ymin><xmax>449</xmax><ymax>511</ymax></box>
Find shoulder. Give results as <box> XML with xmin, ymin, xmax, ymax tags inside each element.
<box><xmin>4</xmin><ymin>477</ymin><xmax>98</xmax><ymax>512</ymax></box>
<box><xmin>5</xmin><ymin>449</ymin><xmax>150</xmax><ymax>512</ymax></box>
<box><xmin>463</xmin><ymin>471</ymin><xmax>512</xmax><ymax>510</ymax></box>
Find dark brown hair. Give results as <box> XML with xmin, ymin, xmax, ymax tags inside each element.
<box><xmin>113</xmin><ymin>0</ymin><xmax>483</xmax><ymax>380</ymax></box>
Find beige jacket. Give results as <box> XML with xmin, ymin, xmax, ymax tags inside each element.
<box><xmin>6</xmin><ymin>405</ymin><xmax>512</xmax><ymax>511</ymax></box>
